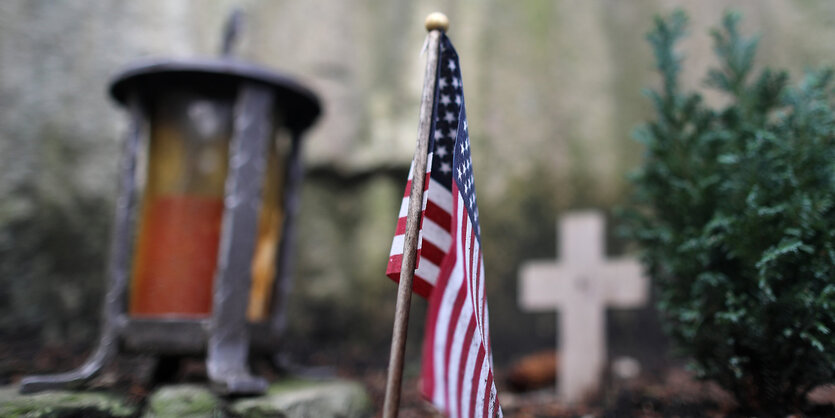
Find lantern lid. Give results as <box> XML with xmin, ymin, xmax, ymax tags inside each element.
<box><xmin>109</xmin><ymin>58</ymin><xmax>321</xmax><ymax>132</ymax></box>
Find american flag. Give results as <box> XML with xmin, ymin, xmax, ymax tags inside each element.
<box><xmin>388</xmin><ymin>34</ymin><xmax>502</xmax><ymax>417</ymax></box>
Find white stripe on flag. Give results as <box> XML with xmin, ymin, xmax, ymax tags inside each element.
<box><xmin>427</xmin><ymin>178</ymin><xmax>454</xmax><ymax>213</ymax></box>
<box><xmin>397</xmin><ymin>192</ymin><xmax>430</xmax><ymax>219</ymax></box>
<box><xmin>389</xmin><ymin>235</ymin><xmax>403</xmax><ymax>257</ymax></box>
<box><xmin>432</xmin><ymin>257</ymin><xmax>465</xmax><ymax>409</ymax></box>
<box><xmin>397</xmin><ymin>197</ymin><xmax>410</xmax><ymax>218</ymax></box>
<box><xmin>464</xmin><ymin>211</ymin><xmax>472</xmax><ymax>289</ymax></box>
<box><xmin>477</xmin><ymin>254</ymin><xmax>486</xmax><ymax>344</ymax></box>
<box><xmin>467</xmin><ymin>225</ymin><xmax>478</xmax><ymax>329</ymax></box>
<box><xmin>415</xmin><ymin>258</ymin><xmax>440</xmax><ymax>285</ymax></box>
<box><xmin>488</xmin><ymin>384</ymin><xmax>497</xmax><ymax>418</ymax></box>
<box><xmin>474</xmin><ymin>353</ymin><xmax>488</xmax><ymax>417</ymax></box>
<box><xmin>389</xmin><ymin>230</ymin><xmax>424</xmax><ymax>257</ymax></box>
<box><xmin>460</xmin><ymin>329</ymin><xmax>481</xmax><ymax>418</ymax></box>
<box><xmin>484</xmin><ymin>304</ymin><xmax>492</xmax><ymax>365</ymax></box>
<box><xmin>407</xmin><ymin>152</ymin><xmax>432</xmax><ymax>179</ymax></box>
<box><xmin>447</xmin><ymin>300</ymin><xmax>472</xmax><ymax>418</ymax></box>
<box><xmin>422</xmin><ymin>217</ymin><xmax>452</xmax><ymax>252</ymax></box>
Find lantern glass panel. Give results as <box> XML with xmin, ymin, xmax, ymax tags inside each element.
<box><xmin>128</xmin><ymin>87</ymin><xmax>289</xmax><ymax>320</ymax></box>
<box><xmin>130</xmin><ymin>90</ymin><xmax>233</xmax><ymax>317</ymax></box>
<box><xmin>248</xmin><ymin>129</ymin><xmax>290</xmax><ymax>322</ymax></box>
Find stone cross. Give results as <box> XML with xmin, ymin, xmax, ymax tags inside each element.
<box><xmin>518</xmin><ymin>210</ymin><xmax>649</xmax><ymax>403</ymax></box>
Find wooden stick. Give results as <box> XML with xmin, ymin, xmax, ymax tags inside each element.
<box><xmin>382</xmin><ymin>12</ymin><xmax>449</xmax><ymax>418</ymax></box>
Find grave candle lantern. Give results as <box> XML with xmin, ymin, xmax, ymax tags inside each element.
<box><xmin>20</xmin><ymin>14</ymin><xmax>320</xmax><ymax>395</ymax></box>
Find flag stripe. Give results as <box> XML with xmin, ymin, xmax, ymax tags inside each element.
<box><xmin>389</xmin><ymin>179</ymin><xmax>453</xmax><ymax>294</ymax></box>
<box><xmin>479</xmin><ymin>256</ymin><xmax>487</xmax><ymax>347</ymax></box>
<box><xmin>442</xmin><ymin>274</ymin><xmax>468</xmax><ymax>409</ymax></box>
<box><xmin>457</xmin><ymin>318</ymin><xmax>477</xmax><ymax>417</ymax></box>
<box><xmin>467</xmin><ymin>227</ymin><xmax>476</xmax><ymax>330</ymax></box>
<box><xmin>467</xmin><ymin>343</ymin><xmax>486</xmax><ymax>417</ymax></box>
<box><xmin>426</xmin><ymin>178</ymin><xmax>454</xmax><ymax>213</ymax></box>
<box><xmin>474</xmin><ymin>350</ymin><xmax>488</xmax><ymax>417</ymax></box>
<box><xmin>415</xmin><ymin>257</ymin><xmax>440</xmax><ymax>284</ymax></box>
<box><xmin>388</xmin><ymin>235</ymin><xmax>405</xmax><ymax>257</ymax></box>
<box><xmin>447</xmin><ymin>298</ymin><xmax>472</xmax><ymax>418</ymax></box>
<box><xmin>425</xmin><ymin>200</ymin><xmax>453</xmax><ymax>230</ymax></box>
<box><xmin>419</xmin><ymin>240</ymin><xmax>447</xmax><ymax>267</ymax></box>
<box><xmin>432</xmin><ymin>246</ymin><xmax>461</xmax><ymax>408</ymax></box>
<box><xmin>395</xmin><ymin>201</ymin><xmax>451</xmax><ymax>235</ymax></box>
<box><xmin>422</xmin><ymin>220</ymin><xmax>452</xmax><ymax>257</ymax></box>
<box><xmin>485</xmin><ymin>371</ymin><xmax>496</xmax><ymax>418</ymax></box>
<box><xmin>402</xmin><ymin>175</ymin><xmax>432</xmax><ymax>198</ymax></box>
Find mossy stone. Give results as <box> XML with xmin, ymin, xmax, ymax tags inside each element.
<box><xmin>0</xmin><ymin>386</ymin><xmax>137</xmax><ymax>417</ymax></box>
<box><xmin>230</xmin><ymin>379</ymin><xmax>371</xmax><ymax>418</ymax></box>
<box><xmin>143</xmin><ymin>384</ymin><xmax>220</xmax><ymax>418</ymax></box>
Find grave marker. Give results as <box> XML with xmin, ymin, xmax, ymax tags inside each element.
<box><xmin>518</xmin><ymin>210</ymin><xmax>649</xmax><ymax>402</ymax></box>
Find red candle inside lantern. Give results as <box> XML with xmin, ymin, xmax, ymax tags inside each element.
<box><xmin>130</xmin><ymin>195</ymin><xmax>224</xmax><ymax>316</ymax></box>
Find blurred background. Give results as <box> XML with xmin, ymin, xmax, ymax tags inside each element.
<box><xmin>1</xmin><ymin>0</ymin><xmax>834</xmax><ymax>405</ymax></box>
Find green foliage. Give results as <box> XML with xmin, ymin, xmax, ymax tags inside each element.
<box><xmin>625</xmin><ymin>10</ymin><xmax>835</xmax><ymax>412</ymax></box>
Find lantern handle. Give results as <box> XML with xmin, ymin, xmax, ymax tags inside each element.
<box><xmin>221</xmin><ymin>8</ymin><xmax>245</xmax><ymax>57</ymax></box>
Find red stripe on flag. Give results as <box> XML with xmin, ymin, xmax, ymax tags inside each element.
<box><xmin>386</xmin><ymin>254</ymin><xmax>403</xmax><ymax>277</ymax></box>
<box><xmin>412</xmin><ymin>274</ymin><xmax>434</xmax><ymax>299</ymax></box>
<box><xmin>456</xmin><ymin>318</ymin><xmax>477</xmax><ymax>417</ymax></box>
<box><xmin>424</xmin><ymin>200</ymin><xmax>452</xmax><ymax>230</ymax></box>
<box><xmin>395</xmin><ymin>213</ymin><xmax>425</xmax><ymax>235</ymax></box>
<box><xmin>470</xmin><ymin>345</ymin><xmax>486</xmax><ymax>416</ymax></box>
<box><xmin>387</xmin><ymin>249</ymin><xmax>422</xmax><ymax>279</ymax></box>
<box><xmin>482</xmin><ymin>370</ymin><xmax>494</xmax><ymax>418</ymax></box>
<box><xmin>394</xmin><ymin>206</ymin><xmax>449</xmax><ymax>237</ymax></box>
<box><xmin>442</xmin><ymin>280</ymin><xmax>467</xmax><ymax>410</ymax></box>
<box><xmin>467</xmin><ymin>227</ymin><xmax>476</xmax><ymax>323</ymax></box>
<box><xmin>420</xmin><ymin>240</ymin><xmax>446</xmax><ymax>267</ymax></box>
<box><xmin>478</xmin><ymin>254</ymin><xmax>486</xmax><ymax>345</ymax></box>
<box><xmin>386</xmin><ymin>254</ymin><xmax>433</xmax><ymax>299</ymax></box>
<box><xmin>402</xmin><ymin>177</ymin><xmax>432</xmax><ymax>198</ymax></box>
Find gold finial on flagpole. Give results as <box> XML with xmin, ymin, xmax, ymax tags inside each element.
<box><xmin>425</xmin><ymin>12</ymin><xmax>449</xmax><ymax>32</ymax></box>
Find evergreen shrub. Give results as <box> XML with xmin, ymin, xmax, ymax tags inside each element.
<box><xmin>625</xmin><ymin>10</ymin><xmax>835</xmax><ymax>412</ymax></box>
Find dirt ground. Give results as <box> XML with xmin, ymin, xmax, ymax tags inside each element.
<box><xmin>3</xmin><ymin>335</ymin><xmax>835</xmax><ymax>417</ymax></box>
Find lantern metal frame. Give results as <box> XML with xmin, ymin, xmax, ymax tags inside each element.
<box><xmin>20</xmin><ymin>58</ymin><xmax>320</xmax><ymax>395</ymax></box>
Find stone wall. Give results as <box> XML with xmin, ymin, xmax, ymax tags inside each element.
<box><xmin>1</xmin><ymin>0</ymin><xmax>834</xmax><ymax>370</ymax></box>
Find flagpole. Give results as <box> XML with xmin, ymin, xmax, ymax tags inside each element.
<box><xmin>382</xmin><ymin>12</ymin><xmax>449</xmax><ymax>418</ymax></box>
